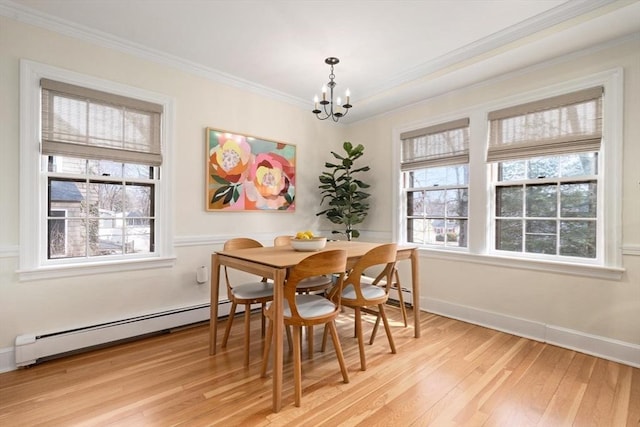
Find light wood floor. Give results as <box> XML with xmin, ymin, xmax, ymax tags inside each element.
<box><xmin>1</xmin><ymin>307</ymin><xmax>638</xmax><ymax>426</ymax></box>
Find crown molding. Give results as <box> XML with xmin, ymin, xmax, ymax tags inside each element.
<box><xmin>0</xmin><ymin>0</ymin><xmax>309</xmax><ymax>109</ymax></box>
<box><xmin>360</xmin><ymin>0</ymin><xmax>622</xmax><ymax>97</ymax></box>
<box><xmin>1</xmin><ymin>0</ymin><xmax>623</xmax><ymax>114</ymax></box>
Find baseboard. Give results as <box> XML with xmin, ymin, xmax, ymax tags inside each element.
<box><xmin>424</xmin><ymin>297</ymin><xmax>640</xmax><ymax>368</ymax></box>
<box><xmin>545</xmin><ymin>325</ymin><xmax>640</xmax><ymax>368</ymax></box>
<box><xmin>0</xmin><ymin>346</ymin><xmax>15</xmax><ymax>373</ymax></box>
<box><xmin>3</xmin><ymin>298</ymin><xmax>636</xmax><ymax>372</ymax></box>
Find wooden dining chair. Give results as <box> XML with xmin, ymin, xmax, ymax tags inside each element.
<box><xmin>361</xmin><ymin>265</ymin><xmax>408</xmax><ymax>335</ymax></box>
<box><xmin>221</xmin><ymin>237</ymin><xmax>274</xmax><ymax>367</ymax></box>
<box><xmin>261</xmin><ymin>249</ymin><xmax>349</xmax><ymax>407</ymax></box>
<box><xmin>325</xmin><ymin>243</ymin><xmax>398</xmax><ymax>371</ymax></box>
<box><xmin>273</xmin><ymin>235</ymin><xmax>333</xmax><ymax>293</ymax></box>
<box><xmin>274</xmin><ymin>235</ymin><xmax>334</xmax><ymax>358</ymax></box>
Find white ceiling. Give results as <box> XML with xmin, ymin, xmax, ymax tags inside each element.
<box><xmin>3</xmin><ymin>0</ymin><xmax>640</xmax><ymax>123</ymax></box>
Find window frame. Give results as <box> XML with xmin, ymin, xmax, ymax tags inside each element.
<box><xmin>491</xmin><ymin>163</ymin><xmax>600</xmax><ymax>263</ymax></box>
<box><xmin>394</xmin><ymin>69</ymin><xmax>624</xmax><ymax>279</ymax></box>
<box><xmin>404</xmin><ymin>165</ymin><xmax>470</xmax><ymax>250</ymax></box>
<box><xmin>19</xmin><ymin>60</ymin><xmax>175</xmax><ymax>281</ymax></box>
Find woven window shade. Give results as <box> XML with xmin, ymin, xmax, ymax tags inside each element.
<box><xmin>41</xmin><ymin>79</ymin><xmax>163</xmax><ymax>166</ymax></box>
<box><xmin>487</xmin><ymin>87</ymin><xmax>603</xmax><ymax>162</ymax></box>
<box><xmin>400</xmin><ymin>118</ymin><xmax>469</xmax><ymax>171</ymax></box>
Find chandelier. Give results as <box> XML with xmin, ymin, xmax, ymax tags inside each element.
<box><xmin>312</xmin><ymin>57</ymin><xmax>352</xmax><ymax>122</ymax></box>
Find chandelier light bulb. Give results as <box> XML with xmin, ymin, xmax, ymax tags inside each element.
<box><xmin>312</xmin><ymin>57</ymin><xmax>353</xmax><ymax>122</ymax></box>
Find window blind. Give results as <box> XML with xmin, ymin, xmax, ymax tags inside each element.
<box><xmin>487</xmin><ymin>86</ymin><xmax>603</xmax><ymax>162</ymax></box>
<box><xmin>41</xmin><ymin>78</ymin><xmax>163</xmax><ymax>166</ymax></box>
<box><xmin>400</xmin><ymin>118</ymin><xmax>470</xmax><ymax>171</ymax></box>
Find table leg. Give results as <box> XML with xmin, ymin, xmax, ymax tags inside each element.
<box><xmin>209</xmin><ymin>254</ymin><xmax>221</xmax><ymax>355</ymax></box>
<box><xmin>411</xmin><ymin>249</ymin><xmax>421</xmax><ymax>338</ymax></box>
<box><xmin>272</xmin><ymin>267</ymin><xmax>285</xmax><ymax>412</ymax></box>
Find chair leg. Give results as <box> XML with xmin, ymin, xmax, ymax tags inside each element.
<box><xmin>321</xmin><ymin>324</ymin><xmax>329</xmax><ymax>352</ymax></box>
<box><xmin>244</xmin><ymin>304</ymin><xmax>251</xmax><ymax>367</ymax></box>
<box><xmin>328</xmin><ymin>320</ymin><xmax>349</xmax><ymax>384</ymax></box>
<box><xmin>354</xmin><ymin>307</ymin><xmax>366</xmax><ymax>371</ymax></box>
<box><xmin>369</xmin><ymin>314</ymin><xmax>381</xmax><ymax>345</ymax></box>
<box><xmin>293</xmin><ymin>326</ymin><xmax>303</xmax><ymax>407</ymax></box>
<box><xmin>307</xmin><ymin>325</ymin><xmax>314</xmax><ymax>359</ymax></box>
<box><xmin>286</xmin><ymin>325</ymin><xmax>293</xmax><ymax>353</ymax></box>
<box><xmin>261</xmin><ymin>302</ymin><xmax>266</xmax><ymax>337</ymax></box>
<box><xmin>222</xmin><ymin>302</ymin><xmax>237</xmax><ymax>348</ymax></box>
<box><xmin>379</xmin><ymin>304</ymin><xmax>396</xmax><ymax>354</ymax></box>
<box><xmin>394</xmin><ymin>269</ymin><xmax>408</xmax><ymax>327</ymax></box>
<box><xmin>260</xmin><ymin>318</ymin><xmax>273</xmax><ymax>378</ymax></box>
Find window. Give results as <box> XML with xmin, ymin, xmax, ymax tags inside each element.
<box><xmin>495</xmin><ymin>154</ymin><xmax>598</xmax><ymax>258</ymax></box>
<box><xmin>401</xmin><ymin>119</ymin><xmax>469</xmax><ymax>248</ymax></box>
<box><xmin>47</xmin><ymin>158</ymin><xmax>157</xmax><ymax>259</ymax></box>
<box><xmin>20</xmin><ymin>60</ymin><xmax>174</xmax><ymax>280</ymax></box>
<box><xmin>488</xmin><ymin>87</ymin><xmax>603</xmax><ymax>262</ymax></box>
<box><xmin>41</xmin><ymin>78</ymin><xmax>162</xmax><ymax>262</ymax></box>
<box><xmin>395</xmin><ymin>69</ymin><xmax>623</xmax><ymax>277</ymax></box>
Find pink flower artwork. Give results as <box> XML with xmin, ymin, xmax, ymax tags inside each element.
<box><xmin>206</xmin><ymin>128</ymin><xmax>295</xmax><ymax>211</ymax></box>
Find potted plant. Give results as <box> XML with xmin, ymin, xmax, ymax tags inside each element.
<box><xmin>317</xmin><ymin>142</ymin><xmax>371</xmax><ymax>241</ymax></box>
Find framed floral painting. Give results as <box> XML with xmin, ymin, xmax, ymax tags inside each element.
<box><xmin>206</xmin><ymin>128</ymin><xmax>296</xmax><ymax>211</ymax></box>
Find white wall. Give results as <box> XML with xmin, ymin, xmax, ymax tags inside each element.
<box><xmin>1</xmin><ymin>15</ymin><xmax>638</xmax><ymax>369</ymax></box>
<box><xmin>0</xmin><ymin>16</ymin><xmax>346</xmax><ymax>352</ymax></box>
<box><xmin>346</xmin><ymin>36</ymin><xmax>640</xmax><ymax>363</ymax></box>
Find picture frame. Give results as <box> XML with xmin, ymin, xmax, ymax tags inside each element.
<box><xmin>206</xmin><ymin>128</ymin><xmax>296</xmax><ymax>212</ymax></box>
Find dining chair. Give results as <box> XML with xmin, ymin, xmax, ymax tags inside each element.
<box><xmin>325</xmin><ymin>243</ymin><xmax>398</xmax><ymax>371</ymax></box>
<box><xmin>261</xmin><ymin>249</ymin><xmax>349</xmax><ymax>407</ymax></box>
<box><xmin>222</xmin><ymin>237</ymin><xmax>274</xmax><ymax>367</ymax></box>
<box><xmin>273</xmin><ymin>235</ymin><xmax>333</xmax><ymax>293</ymax></box>
<box><xmin>361</xmin><ymin>265</ymin><xmax>408</xmax><ymax>335</ymax></box>
<box><xmin>274</xmin><ymin>235</ymin><xmax>334</xmax><ymax>358</ymax></box>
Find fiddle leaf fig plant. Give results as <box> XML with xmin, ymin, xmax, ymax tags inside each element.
<box><xmin>317</xmin><ymin>141</ymin><xmax>371</xmax><ymax>241</ymax></box>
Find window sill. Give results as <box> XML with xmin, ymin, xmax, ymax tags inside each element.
<box><xmin>418</xmin><ymin>248</ymin><xmax>625</xmax><ymax>280</ymax></box>
<box><xmin>17</xmin><ymin>256</ymin><xmax>177</xmax><ymax>282</ymax></box>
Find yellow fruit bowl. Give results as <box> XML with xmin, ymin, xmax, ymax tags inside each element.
<box><xmin>291</xmin><ymin>236</ymin><xmax>327</xmax><ymax>252</ymax></box>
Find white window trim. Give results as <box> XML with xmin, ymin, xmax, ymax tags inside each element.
<box><xmin>393</xmin><ymin>68</ymin><xmax>624</xmax><ymax>280</ymax></box>
<box><xmin>19</xmin><ymin>60</ymin><xmax>176</xmax><ymax>281</ymax></box>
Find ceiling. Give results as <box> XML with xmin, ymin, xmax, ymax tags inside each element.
<box><xmin>3</xmin><ymin>0</ymin><xmax>640</xmax><ymax>123</ymax></box>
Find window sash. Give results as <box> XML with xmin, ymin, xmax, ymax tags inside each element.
<box><xmin>41</xmin><ymin>78</ymin><xmax>163</xmax><ymax>166</ymax></box>
<box><xmin>401</xmin><ymin>118</ymin><xmax>470</xmax><ymax>170</ymax></box>
<box><xmin>487</xmin><ymin>87</ymin><xmax>603</xmax><ymax>162</ymax></box>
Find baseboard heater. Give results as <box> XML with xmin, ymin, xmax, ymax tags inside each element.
<box><xmin>360</xmin><ymin>275</ymin><xmax>412</xmax><ymax>307</ymax></box>
<box><xmin>388</xmin><ymin>287</ymin><xmax>413</xmax><ymax>307</ymax></box>
<box><xmin>14</xmin><ymin>301</ymin><xmax>234</xmax><ymax>367</ymax></box>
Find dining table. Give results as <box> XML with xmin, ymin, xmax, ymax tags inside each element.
<box><xmin>208</xmin><ymin>239</ymin><xmax>420</xmax><ymax>412</ymax></box>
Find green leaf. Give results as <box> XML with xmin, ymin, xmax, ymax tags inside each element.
<box><xmin>212</xmin><ymin>186</ymin><xmax>231</xmax><ymax>203</ymax></box>
<box><xmin>223</xmin><ymin>187</ymin><xmax>234</xmax><ymax>204</ymax></box>
<box><xmin>211</xmin><ymin>175</ymin><xmax>229</xmax><ymax>185</ymax></box>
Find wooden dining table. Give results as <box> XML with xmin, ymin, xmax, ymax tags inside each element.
<box><xmin>208</xmin><ymin>240</ymin><xmax>420</xmax><ymax>412</ymax></box>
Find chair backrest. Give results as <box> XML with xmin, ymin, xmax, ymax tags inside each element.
<box><xmin>224</xmin><ymin>237</ymin><xmax>263</xmax><ymax>251</ymax></box>
<box><xmin>332</xmin><ymin>243</ymin><xmax>397</xmax><ymax>303</ymax></box>
<box><xmin>284</xmin><ymin>249</ymin><xmax>347</xmax><ymax>322</ymax></box>
<box><xmin>273</xmin><ymin>235</ymin><xmax>293</xmax><ymax>247</ymax></box>
<box><xmin>223</xmin><ymin>238</ymin><xmax>265</xmax><ymax>291</ymax></box>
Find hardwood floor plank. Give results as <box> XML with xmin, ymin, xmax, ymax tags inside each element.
<box><xmin>0</xmin><ymin>308</ymin><xmax>637</xmax><ymax>426</ymax></box>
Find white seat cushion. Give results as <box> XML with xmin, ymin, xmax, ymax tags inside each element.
<box><xmin>267</xmin><ymin>294</ymin><xmax>337</xmax><ymax>319</ymax></box>
<box><xmin>341</xmin><ymin>283</ymin><xmax>386</xmax><ymax>301</ymax></box>
<box><xmin>231</xmin><ymin>281</ymin><xmax>274</xmax><ymax>300</ymax></box>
